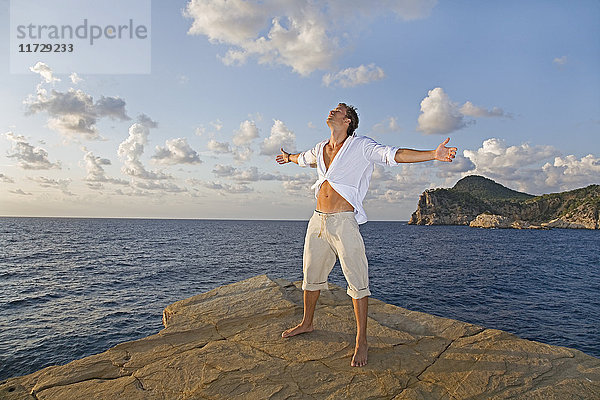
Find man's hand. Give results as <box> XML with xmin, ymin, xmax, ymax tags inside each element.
<box><xmin>276</xmin><ymin>148</ymin><xmax>291</xmax><ymax>164</ymax></box>
<box><xmin>434</xmin><ymin>138</ymin><xmax>457</xmax><ymax>162</ymax></box>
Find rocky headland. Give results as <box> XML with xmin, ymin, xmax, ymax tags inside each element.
<box><xmin>409</xmin><ymin>175</ymin><xmax>600</xmax><ymax>229</ymax></box>
<box><xmin>1</xmin><ymin>275</ymin><xmax>599</xmax><ymax>399</ymax></box>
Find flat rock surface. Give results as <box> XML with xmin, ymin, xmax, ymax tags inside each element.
<box><xmin>1</xmin><ymin>275</ymin><xmax>599</xmax><ymax>399</ymax></box>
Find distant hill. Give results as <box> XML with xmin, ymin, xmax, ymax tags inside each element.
<box><xmin>408</xmin><ymin>175</ymin><xmax>599</xmax><ymax>229</ymax></box>
<box><xmin>451</xmin><ymin>175</ymin><xmax>534</xmax><ymax>201</ymax></box>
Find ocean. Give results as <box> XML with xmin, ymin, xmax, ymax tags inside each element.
<box><xmin>0</xmin><ymin>217</ymin><xmax>598</xmax><ymax>381</ymax></box>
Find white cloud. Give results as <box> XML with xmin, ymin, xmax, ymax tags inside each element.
<box><xmin>196</xmin><ymin>120</ymin><xmax>223</xmax><ymax>137</ymax></box>
<box><xmin>136</xmin><ymin>113</ymin><xmax>158</xmax><ymax>128</ymax></box>
<box><xmin>82</xmin><ymin>149</ymin><xmax>128</xmax><ymax>188</ymax></box>
<box><xmin>210</xmin><ymin>164</ymin><xmax>315</xmax><ymax>197</ymax></box>
<box><xmin>249</xmin><ymin>112</ymin><xmax>263</xmax><ymax>122</ymax></box>
<box><xmin>29</xmin><ymin>176</ymin><xmax>73</xmax><ymax>195</ymax></box>
<box><xmin>221</xmin><ymin>13</ymin><xmax>337</xmax><ymax>75</ymax></box>
<box><xmin>200</xmin><ymin>180</ymin><xmax>253</xmax><ymax>194</ymax></box>
<box><xmin>117</xmin><ymin>121</ymin><xmax>171</xmax><ymax>180</ymax></box>
<box><xmin>212</xmin><ymin>164</ymin><xmax>287</xmax><ymax>182</ymax></box>
<box><xmin>553</xmin><ymin>56</ymin><xmax>568</xmax><ymax>66</ymax></box>
<box><xmin>233</xmin><ymin>166</ymin><xmax>283</xmax><ymax>182</ymax></box>
<box><xmin>6</xmin><ymin>132</ymin><xmax>60</xmax><ymax>170</ymax></box>
<box><xmin>9</xmin><ymin>189</ymin><xmax>32</xmax><ymax>196</ymax></box>
<box><xmin>372</xmin><ymin>117</ymin><xmax>401</xmax><ymax>133</ymax></box>
<box><xmin>134</xmin><ymin>180</ymin><xmax>187</xmax><ymax>192</ymax></box>
<box><xmin>417</xmin><ymin>88</ymin><xmax>467</xmax><ymax>135</ymax></box>
<box><xmin>0</xmin><ymin>173</ymin><xmax>15</xmax><ymax>183</ymax></box>
<box><xmin>282</xmin><ymin>173</ymin><xmax>316</xmax><ymax>196</ymax></box>
<box><xmin>220</xmin><ymin>49</ymin><xmax>249</xmax><ymax>66</ymax></box>
<box><xmin>459</xmin><ymin>101</ymin><xmax>510</xmax><ymax>118</ymax></box>
<box><xmin>435</xmin><ymin>155</ymin><xmax>476</xmax><ymax>179</ymax></box>
<box><xmin>543</xmin><ymin>154</ymin><xmax>600</xmax><ymax>191</ymax></box>
<box><xmin>232</xmin><ymin>120</ymin><xmax>259</xmax><ymax>146</ymax></box>
<box><xmin>94</xmin><ymin>96</ymin><xmax>131</xmax><ymax>120</ymax></box>
<box><xmin>417</xmin><ymin>88</ymin><xmax>509</xmax><ymax>135</ymax></box>
<box><xmin>260</xmin><ymin>119</ymin><xmax>297</xmax><ymax>155</ymax></box>
<box><xmin>69</xmin><ymin>73</ymin><xmax>83</xmax><ymax>84</ymax></box>
<box><xmin>371</xmin><ymin>163</ymin><xmax>395</xmax><ymax>182</ymax></box>
<box><xmin>211</xmin><ymin>119</ymin><xmax>223</xmax><ymax>131</ymax></box>
<box><xmin>185</xmin><ymin>0</ymin><xmax>271</xmax><ymax>44</ymax></box>
<box><xmin>207</xmin><ymin>139</ymin><xmax>232</xmax><ymax>153</ymax></box>
<box><xmin>322</xmin><ymin>64</ymin><xmax>385</xmax><ymax>88</ymax></box>
<box><xmin>30</xmin><ymin>62</ymin><xmax>60</xmax><ymax>83</ymax></box>
<box><xmin>25</xmin><ymin>86</ymin><xmax>130</xmax><ymax>140</ymax></box>
<box><xmin>366</xmin><ymin>163</ymin><xmax>437</xmax><ymax>204</ymax></box>
<box><xmin>152</xmin><ymin>138</ymin><xmax>202</xmax><ymax>165</ymax></box>
<box><xmin>184</xmin><ymin>0</ymin><xmax>436</xmax><ymax>76</ymax></box>
<box><xmin>204</xmin><ymin>121</ymin><xmax>257</xmax><ymax>162</ymax></box>
<box><xmin>464</xmin><ymin>138</ymin><xmax>557</xmax><ymax>175</ymax></box>
<box><xmin>232</xmin><ymin>146</ymin><xmax>253</xmax><ymax>163</ymax></box>
<box><xmin>212</xmin><ymin>164</ymin><xmax>237</xmax><ymax>177</ymax></box>
<box><xmin>463</xmin><ymin>138</ymin><xmax>559</xmax><ymax>193</ymax></box>
<box><xmin>195</xmin><ymin>126</ymin><xmax>206</xmax><ymax>136</ymax></box>
<box><xmin>118</xmin><ymin>123</ymin><xmax>148</xmax><ymax>175</ymax></box>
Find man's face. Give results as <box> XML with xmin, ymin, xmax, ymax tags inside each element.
<box><xmin>326</xmin><ymin>104</ymin><xmax>349</xmax><ymax>128</ymax></box>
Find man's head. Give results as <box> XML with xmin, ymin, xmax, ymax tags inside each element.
<box><xmin>326</xmin><ymin>103</ymin><xmax>359</xmax><ymax>136</ymax></box>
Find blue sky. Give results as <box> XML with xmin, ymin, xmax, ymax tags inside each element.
<box><xmin>1</xmin><ymin>0</ymin><xmax>599</xmax><ymax>220</ymax></box>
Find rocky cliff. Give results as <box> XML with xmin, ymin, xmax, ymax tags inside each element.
<box><xmin>409</xmin><ymin>175</ymin><xmax>600</xmax><ymax>229</ymax></box>
<box><xmin>1</xmin><ymin>275</ymin><xmax>599</xmax><ymax>399</ymax></box>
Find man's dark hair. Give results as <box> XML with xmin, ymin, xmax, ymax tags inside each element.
<box><xmin>340</xmin><ymin>103</ymin><xmax>359</xmax><ymax>136</ymax></box>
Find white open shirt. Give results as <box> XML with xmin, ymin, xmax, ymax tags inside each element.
<box><xmin>297</xmin><ymin>135</ymin><xmax>400</xmax><ymax>224</ymax></box>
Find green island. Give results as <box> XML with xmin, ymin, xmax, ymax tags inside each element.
<box><xmin>409</xmin><ymin>175</ymin><xmax>600</xmax><ymax>229</ymax></box>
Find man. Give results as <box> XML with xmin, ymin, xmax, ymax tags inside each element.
<box><xmin>276</xmin><ymin>103</ymin><xmax>457</xmax><ymax>367</ymax></box>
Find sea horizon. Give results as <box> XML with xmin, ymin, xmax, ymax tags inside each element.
<box><xmin>0</xmin><ymin>215</ymin><xmax>411</xmax><ymax>222</ymax></box>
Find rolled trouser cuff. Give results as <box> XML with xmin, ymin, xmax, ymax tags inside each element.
<box><xmin>302</xmin><ymin>280</ymin><xmax>329</xmax><ymax>292</ymax></box>
<box><xmin>347</xmin><ymin>286</ymin><xmax>371</xmax><ymax>299</ymax></box>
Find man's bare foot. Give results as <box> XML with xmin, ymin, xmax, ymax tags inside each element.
<box><xmin>281</xmin><ymin>323</ymin><xmax>314</xmax><ymax>338</ymax></box>
<box><xmin>351</xmin><ymin>340</ymin><xmax>368</xmax><ymax>367</ymax></box>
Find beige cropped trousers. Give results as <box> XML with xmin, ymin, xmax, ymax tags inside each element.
<box><xmin>302</xmin><ymin>210</ymin><xmax>371</xmax><ymax>299</ymax></box>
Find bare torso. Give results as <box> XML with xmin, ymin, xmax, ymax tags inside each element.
<box><xmin>316</xmin><ymin>140</ymin><xmax>354</xmax><ymax>213</ymax></box>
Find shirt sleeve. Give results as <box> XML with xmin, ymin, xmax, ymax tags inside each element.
<box><xmin>362</xmin><ymin>137</ymin><xmax>400</xmax><ymax>166</ymax></box>
<box><xmin>297</xmin><ymin>142</ymin><xmax>319</xmax><ymax>168</ymax></box>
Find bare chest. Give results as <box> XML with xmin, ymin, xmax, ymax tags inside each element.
<box><xmin>323</xmin><ymin>145</ymin><xmax>343</xmax><ymax>171</ymax></box>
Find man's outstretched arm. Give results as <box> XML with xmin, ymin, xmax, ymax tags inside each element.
<box><xmin>395</xmin><ymin>138</ymin><xmax>457</xmax><ymax>163</ymax></box>
<box><xmin>276</xmin><ymin>147</ymin><xmax>318</xmax><ymax>167</ymax></box>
